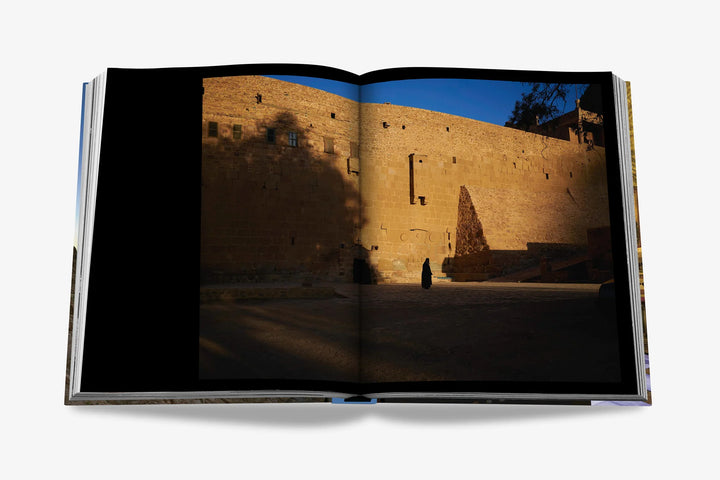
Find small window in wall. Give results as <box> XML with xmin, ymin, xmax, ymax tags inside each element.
<box><xmin>266</xmin><ymin>128</ymin><xmax>276</xmax><ymax>144</ymax></box>
<box><xmin>288</xmin><ymin>131</ymin><xmax>298</xmax><ymax>147</ymax></box>
<box><xmin>232</xmin><ymin>124</ymin><xmax>242</xmax><ymax>140</ymax></box>
<box><xmin>383</xmin><ymin>122</ymin><xmax>389</xmax><ymax>129</ymax></box>
<box><xmin>350</xmin><ymin>142</ymin><xmax>359</xmax><ymax>158</ymax></box>
<box><xmin>419</xmin><ymin>196</ymin><xmax>427</xmax><ymax>206</ymax></box>
<box><xmin>324</xmin><ymin>137</ymin><xmax>334</xmax><ymax>154</ymax></box>
<box><xmin>256</xmin><ymin>93</ymin><xmax>262</xmax><ymax>104</ymax></box>
<box><xmin>452</xmin><ymin>156</ymin><xmax>457</xmax><ymax>164</ymax></box>
<box><xmin>330</xmin><ymin>112</ymin><xmax>336</xmax><ymax>119</ymax></box>
<box><xmin>208</xmin><ymin>122</ymin><xmax>218</xmax><ymax>137</ymax></box>
<box><xmin>545</xmin><ymin>173</ymin><xmax>550</xmax><ymax>180</ymax></box>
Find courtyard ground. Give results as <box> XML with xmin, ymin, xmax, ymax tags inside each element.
<box><xmin>199</xmin><ymin>282</ymin><xmax>621</xmax><ymax>385</ymax></box>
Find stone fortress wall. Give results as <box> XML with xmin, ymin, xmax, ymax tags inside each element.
<box><xmin>201</xmin><ymin>75</ymin><xmax>611</xmax><ymax>284</ymax></box>
<box><xmin>202</xmin><ymin>76</ymin><xmax>360</xmax><ymax>283</ymax></box>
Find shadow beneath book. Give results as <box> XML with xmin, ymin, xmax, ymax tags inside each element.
<box><xmin>73</xmin><ymin>401</ymin><xmax>642</xmax><ymax>427</ymax></box>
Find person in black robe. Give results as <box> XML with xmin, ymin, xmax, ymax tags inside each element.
<box><xmin>421</xmin><ymin>258</ymin><xmax>432</xmax><ymax>289</ymax></box>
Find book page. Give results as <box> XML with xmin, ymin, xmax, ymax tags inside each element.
<box><xmin>200</xmin><ymin>75</ymin><xmax>363</xmax><ymax>384</ymax></box>
<box><xmin>355</xmin><ymin>75</ymin><xmax>627</xmax><ymax>390</ymax></box>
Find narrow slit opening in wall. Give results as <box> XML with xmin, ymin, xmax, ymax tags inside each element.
<box><xmin>453</xmin><ymin>156</ymin><xmax>457</xmax><ymax>164</ymax></box>
<box><xmin>383</xmin><ymin>122</ymin><xmax>389</xmax><ymax>128</ymax></box>
<box><xmin>570</xmin><ymin>171</ymin><xmax>573</xmax><ymax>178</ymax></box>
<box><xmin>446</xmin><ymin>126</ymin><xmax>450</xmax><ymax>132</ymax></box>
<box><xmin>409</xmin><ymin>155</ymin><xmax>414</xmax><ymax>204</ymax></box>
<box><xmin>331</xmin><ymin>112</ymin><xmax>336</xmax><ymax>119</ymax></box>
<box><xmin>419</xmin><ymin>196</ymin><xmax>427</xmax><ymax>205</ymax></box>
<box><xmin>256</xmin><ymin>93</ymin><xmax>262</xmax><ymax>104</ymax></box>
<box><xmin>545</xmin><ymin>173</ymin><xmax>549</xmax><ymax>180</ymax></box>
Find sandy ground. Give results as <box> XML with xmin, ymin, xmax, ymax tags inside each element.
<box><xmin>199</xmin><ymin>282</ymin><xmax>621</xmax><ymax>384</ymax></box>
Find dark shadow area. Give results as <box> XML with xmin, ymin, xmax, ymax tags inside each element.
<box><xmin>200</xmin><ymin>103</ymin><xmax>374</xmax><ymax>381</ymax></box>
<box><xmin>359</xmin><ymin>284</ymin><xmax>621</xmax><ymax>384</ymax></box>
<box><xmin>443</xmin><ymin>242</ymin><xmax>613</xmax><ymax>283</ymax></box>
<box><xmin>352</xmin><ymin>247</ymin><xmax>377</xmax><ymax>284</ymax></box>
<box><xmin>200</xmin><ymin>296</ymin><xmax>359</xmax><ymax>381</ymax></box>
<box><xmin>442</xmin><ymin>186</ymin><xmax>613</xmax><ymax>283</ymax></box>
<box><xmin>443</xmin><ymin>240</ymin><xmax>612</xmax><ymax>283</ymax></box>
<box><xmin>201</xmin><ymin>110</ymin><xmax>373</xmax><ymax>284</ymax></box>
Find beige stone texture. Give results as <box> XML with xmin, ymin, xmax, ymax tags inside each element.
<box><xmin>201</xmin><ymin>76</ymin><xmax>611</xmax><ymax>284</ymax></box>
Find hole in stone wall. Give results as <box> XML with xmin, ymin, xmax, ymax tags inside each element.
<box><xmin>256</xmin><ymin>93</ymin><xmax>262</xmax><ymax>104</ymax></box>
<box><xmin>419</xmin><ymin>196</ymin><xmax>427</xmax><ymax>205</ymax></box>
<box><xmin>331</xmin><ymin>112</ymin><xmax>336</xmax><ymax>119</ymax></box>
<box><xmin>402</xmin><ymin>125</ymin><xmax>406</xmax><ymax>129</ymax></box>
<box><xmin>383</xmin><ymin>122</ymin><xmax>389</xmax><ymax>128</ymax></box>
<box><xmin>446</xmin><ymin>126</ymin><xmax>450</xmax><ymax>132</ymax></box>
<box><xmin>570</xmin><ymin>171</ymin><xmax>573</xmax><ymax>178</ymax></box>
<box><xmin>545</xmin><ymin>173</ymin><xmax>549</xmax><ymax>180</ymax></box>
<box><xmin>453</xmin><ymin>156</ymin><xmax>457</xmax><ymax>164</ymax></box>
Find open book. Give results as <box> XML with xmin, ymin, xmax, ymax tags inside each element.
<box><xmin>67</xmin><ymin>64</ymin><xmax>649</xmax><ymax>405</ymax></box>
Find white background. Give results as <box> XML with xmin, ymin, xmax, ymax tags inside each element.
<box><xmin>1</xmin><ymin>1</ymin><xmax>717</xmax><ymax>478</ymax></box>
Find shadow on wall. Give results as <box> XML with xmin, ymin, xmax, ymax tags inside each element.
<box><xmin>353</xmin><ymin>246</ymin><xmax>377</xmax><ymax>284</ymax></box>
<box><xmin>201</xmin><ymin>111</ymin><xmax>377</xmax><ymax>284</ymax></box>
<box><xmin>441</xmin><ymin>185</ymin><xmax>613</xmax><ymax>283</ymax></box>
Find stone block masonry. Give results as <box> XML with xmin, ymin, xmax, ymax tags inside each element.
<box><xmin>202</xmin><ymin>76</ymin><xmax>360</xmax><ymax>283</ymax></box>
<box><xmin>359</xmin><ymin>102</ymin><xmax>610</xmax><ymax>282</ymax></box>
<box><xmin>202</xmin><ymin>76</ymin><xmax>611</xmax><ymax>284</ymax></box>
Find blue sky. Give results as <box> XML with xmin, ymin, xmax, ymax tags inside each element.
<box><xmin>268</xmin><ymin>75</ymin><xmax>579</xmax><ymax>127</ymax></box>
